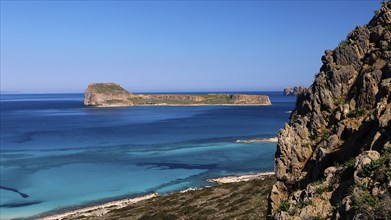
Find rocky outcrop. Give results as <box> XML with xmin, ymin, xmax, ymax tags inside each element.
<box><xmin>84</xmin><ymin>83</ymin><xmax>271</xmax><ymax>107</ymax></box>
<box><xmin>283</xmin><ymin>86</ymin><xmax>307</xmax><ymax>96</ymax></box>
<box><xmin>269</xmin><ymin>2</ymin><xmax>391</xmax><ymax>219</ymax></box>
<box><xmin>84</xmin><ymin>83</ymin><xmax>132</xmax><ymax>106</ymax></box>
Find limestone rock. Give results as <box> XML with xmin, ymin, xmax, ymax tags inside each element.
<box><xmin>268</xmin><ymin>2</ymin><xmax>391</xmax><ymax>219</ymax></box>
<box><xmin>283</xmin><ymin>86</ymin><xmax>307</xmax><ymax>96</ymax></box>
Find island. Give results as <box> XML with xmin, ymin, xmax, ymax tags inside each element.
<box><xmin>84</xmin><ymin>83</ymin><xmax>272</xmax><ymax>107</ymax></box>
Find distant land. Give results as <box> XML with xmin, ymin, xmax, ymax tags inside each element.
<box><xmin>84</xmin><ymin>83</ymin><xmax>272</xmax><ymax>107</ymax></box>
<box><xmin>283</xmin><ymin>86</ymin><xmax>307</xmax><ymax>96</ymax></box>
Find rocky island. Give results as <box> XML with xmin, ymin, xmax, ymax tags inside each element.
<box><xmin>269</xmin><ymin>2</ymin><xmax>391</xmax><ymax>219</ymax></box>
<box><xmin>84</xmin><ymin>83</ymin><xmax>271</xmax><ymax>107</ymax></box>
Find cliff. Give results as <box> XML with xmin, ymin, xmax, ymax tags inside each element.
<box><xmin>283</xmin><ymin>86</ymin><xmax>307</xmax><ymax>96</ymax></box>
<box><xmin>84</xmin><ymin>83</ymin><xmax>271</xmax><ymax>107</ymax></box>
<box><xmin>269</xmin><ymin>2</ymin><xmax>391</xmax><ymax>219</ymax></box>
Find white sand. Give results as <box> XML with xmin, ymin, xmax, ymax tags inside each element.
<box><xmin>206</xmin><ymin>171</ymin><xmax>275</xmax><ymax>184</ymax></box>
<box><xmin>235</xmin><ymin>137</ymin><xmax>278</xmax><ymax>143</ymax></box>
<box><xmin>40</xmin><ymin>193</ymin><xmax>158</xmax><ymax>220</ymax></box>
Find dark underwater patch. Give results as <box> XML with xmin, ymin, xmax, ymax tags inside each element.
<box><xmin>139</xmin><ymin>162</ymin><xmax>217</xmax><ymax>170</ymax></box>
<box><xmin>0</xmin><ymin>185</ymin><xmax>29</xmax><ymax>198</ymax></box>
<box><xmin>0</xmin><ymin>200</ymin><xmax>42</xmax><ymax>208</ymax></box>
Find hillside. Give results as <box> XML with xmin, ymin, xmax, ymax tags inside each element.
<box><xmin>269</xmin><ymin>2</ymin><xmax>391</xmax><ymax>219</ymax></box>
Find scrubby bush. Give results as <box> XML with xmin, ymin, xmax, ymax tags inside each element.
<box><xmin>278</xmin><ymin>201</ymin><xmax>290</xmax><ymax>212</ymax></box>
<box><xmin>339</xmin><ymin>40</ymin><xmax>349</xmax><ymax>47</ymax></box>
<box><xmin>359</xmin><ymin>157</ymin><xmax>387</xmax><ymax>177</ymax></box>
<box><xmin>347</xmin><ymin>108</ymin><xmax>366</xmax><ymax>118</ymax></box>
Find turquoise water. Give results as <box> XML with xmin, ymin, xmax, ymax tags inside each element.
<box><xmin>0</xmin><ymin>92</ymin><xmax>295</xmax><ymax>219</ymax></box>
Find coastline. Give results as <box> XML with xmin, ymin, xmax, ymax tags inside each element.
<box><xmin>90</xmin><ymin>103</ymin><xmax>272</xmax><ymax>108</ymax></box>
<box><xmin>207</xmin><ymin>171</ymin><xmax>275</xmax><ymax>184</ymax></box>
<box><xmin>37</xmin><ymin>171</ymin><xmax>274</xmax><ymax>220</ymax></box>
<box><xmin>39</xmin><ymin>193</ymin><xmax>159</xmax><ymax>220</ymax></box>
<box><xmin>235</xmin><ymin>137</ymin><xmax>278</xmax><ymax>143</ymax></box>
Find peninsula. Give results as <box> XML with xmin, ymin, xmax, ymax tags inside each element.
<box><xmin>84</xmin><ymin>83</ymin><xmax>272</xmax><ymax>107</ymax></box>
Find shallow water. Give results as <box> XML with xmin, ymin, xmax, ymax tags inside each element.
<box><xmin>0</xmin><ymin>92</ymin><xmax>295</xmax><ymax>219</ymax></box>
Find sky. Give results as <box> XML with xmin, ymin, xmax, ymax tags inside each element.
<box><xmin>0</xmin><ymin>0</ymin><xmax>382</xmax><ymax>93</ymax></box>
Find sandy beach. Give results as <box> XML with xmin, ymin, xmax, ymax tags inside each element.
<box><xmin>235</xmin><ymin>137</ymin><xmax>278</xmax><ymax>143</ymax></box>
<box><xmin>39</xmin><ymin>193</ymin><xmax>158</xmax><ymax>220</ymax></box>
<box><xmin>38</xmin><ymin>171</ymin><xmax>274</xmax><ymax>220</ymax></box>
<box><xmin>207</xmin><ymin>171</ymin><xmax>275</xmax><ymax>183</ymax></box>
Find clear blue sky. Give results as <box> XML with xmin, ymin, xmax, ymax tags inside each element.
<box><xmin>0</xmin><ymin>0</ymin><xmax>381</xmax><ymax>93</ymax></box>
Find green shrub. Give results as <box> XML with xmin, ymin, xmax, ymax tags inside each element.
<box><xmin>312</xmin><ymin>179</ymin><xmax>323</xmax><ymax>186</ymax></box>
<box><xmin>296</xmin><ymin>200</ymin><xmax>312</xmax><ymax>208</ymax></box>
<box><xmin>359</xmin><ymin>157</ymin><xmax>387</xmax><ymax>177</ymax></box>
<box><xmin>386</xmin><ymin>169</ymin><xmax>391</xmax><ymax>179</ymax></box>
<box><xmin>347</xmin><ymin>108</ymin><xmax>366</xmax><ymax>118</ymax></box>
<box><xmin>340</xmin><ymin>40</ymin><xmax>349</xmax><ymax>47</ymax></box>
<box><xmin>322</xmin><ymin>131</ymin><xmax>330</xmax><ymax>140</ymax></box>
<box><xmin>367</xmin><ymin>66</ymin><xmax>377</xmax><ymax>72</ymax></box>
<box><xmin>341</xmin><ymin>158</ymin><xmax>356</xmax><ymax>180</ymax></box>
<box><xmin>352</xmin><ymin>189</ymin><xmax>379</xmax><ymax>210</ymax></box>
<box><xmin>315</xmin><ymin>185</ymin><xmax>332</xmax><ymax>194</ymax></box>
<box><xmin>278</xmin><ymin>200</ymin><xmax>290</xmax><ymax>212</ymax></box>
<box><xmin>342</xmin><ymin>158</ymin><xmax>355</xmax><ymax>170</ymax></box>
<box><xmin>302</xmin><ymin>142</ymin><xmax>310</xmax><ymax>148</ymax></box>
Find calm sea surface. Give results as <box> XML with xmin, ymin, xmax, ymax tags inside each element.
<box><xmin>0</xmin><ymin>92</ymin><xmax>295</xmax><ymax>219</ymax></box>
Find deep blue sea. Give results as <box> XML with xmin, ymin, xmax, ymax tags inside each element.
<box><xmin>0</xmin><ymin>92</ymin><xmax>295</xmax><ymax>219</ymax></box>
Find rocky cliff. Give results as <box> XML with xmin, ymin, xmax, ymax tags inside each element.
<box><xmin>84</xmin><ymin>83</ymin><xmax>271</xmax><ymax>107</ymax></box>
<box><xmin>84</xmin><ymin>83</ymin><xmax>132</xmax><ymax>106</ymax></box>
<box><xmin>269</xmin><ymin>2</ymin><xmax>391</xmax><ymax>219</ymax></box>
<box><xmin>283</xmin><ymin>86</ymin><xmax>307</xmax><ymax>96</ymax></box>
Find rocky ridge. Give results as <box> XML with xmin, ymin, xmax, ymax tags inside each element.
<box><xmin>84</xmin><ymin>83</ymin><xmax>271</xmax><ymax>107</ymax></box>
<box><xmin>283</xmin><ymin>86</ymin><xmax>307</xmax><ymax>96</ymax></box>
<box><xmin>269</xmin><ymin>2</ymin><xmax>391</xmax><ymax>219</ymax></box>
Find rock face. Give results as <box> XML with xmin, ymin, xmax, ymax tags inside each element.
<box><xmin>269</xmin><ymin>2</ymin><xmax>391</xmax><ymax>219</ymax></box>
<box><xmin>283</xmin><ymin>86</ymin><xmax>307</xmax><ymax>96</ymax></box>
<box><xmin>84</xmin><ymin>83</ymin><xmax>132</xmax><ymax>106</ymax></box>
<box><xmin>84</xmin><ymin>83</ymin><xmax>271</xmax><ymax>107</ymax></box>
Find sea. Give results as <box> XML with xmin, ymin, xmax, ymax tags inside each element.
<box><xmin>0</xmin><ymin>92</ymin><xmax>295</xmax><ymax>219</ymax></box>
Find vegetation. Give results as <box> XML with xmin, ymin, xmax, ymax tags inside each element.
<box><xmin>366</xmin><ymin>66</ymin><xmax>377</xmax><ymax>72</ymax></box>
<box><xmin>78</xmin><ymin>175</ymin><xmax>276</xmax><ymax>219</ymax></box>
<box><xmin>92</xmin><ymin>83</ymin><xmax>129</xmax><ymax>94</ymax></box>
<box><xmin>302</xmin><ymin>142</ymin><xmax>310</xmax><ymax>149</ymax></box>
<box><xmin>296</xmin><ymin>200</ymin><xmax>312</xmax><ymax>208</ymax></box>
<box><xmin>339</xmin><ymin>40</ymin><xmax>349</xmax><ymax>47</ymax></box>
<box><xmin>321</xmin><ymin>126</ymin><xmax>335</xmax><ymax>140</ymax></box>
<box><xmin>352</xmin><ymin>189</ymin><xmax>379</xmax><ymax>211</ymax></box>
<box><xmin>347</xmin><ymin>108</ymin><xmax>366</xmax><ymax>118</ymax></box>
<box><xmin>278</xmin><ymin>200</ymin><xmax>290</xmax><ymax>212</ymax></box>
<box><xmin>359</xmin><ymin>157</ymin><xmax>387</xmax><ymax>177</ymax></box>
<box><xmin>315</xmin><ymin>184</ymin><xmax>332</xmax><ymax>194</ymax></box>
<box><xmin>342</xmin><ymin>158</ymin><xmax>355</xmax><ymax>170</ymax></box>
<box><xmin>340</xmin><ymin>158</ymin><xmax>356</xmax><ymax>181</ymax></box>
<box><xmin>334</xmin><ymin>97</ymin><xmax>346</xmax><ymax>105</ymax></box>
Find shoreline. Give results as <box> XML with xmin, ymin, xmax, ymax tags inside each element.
<box><xmin>90</xmin><ymin>103</ymin><xmax>272</xmax><ymax>108</ymax></box>
<box><xmin>235</xmin><ymin>137</ymin><xmax>278</xmax><ymax>143</ymax></box>
<box><xmin>206</xmin><ymin>171</ymin><xmax>275</xmax><ymax>184</ymax></box>
<box><xmin>37</xmin><ymin>171</ymin><xmax>274</xmax><ymax>220</ymax></box>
